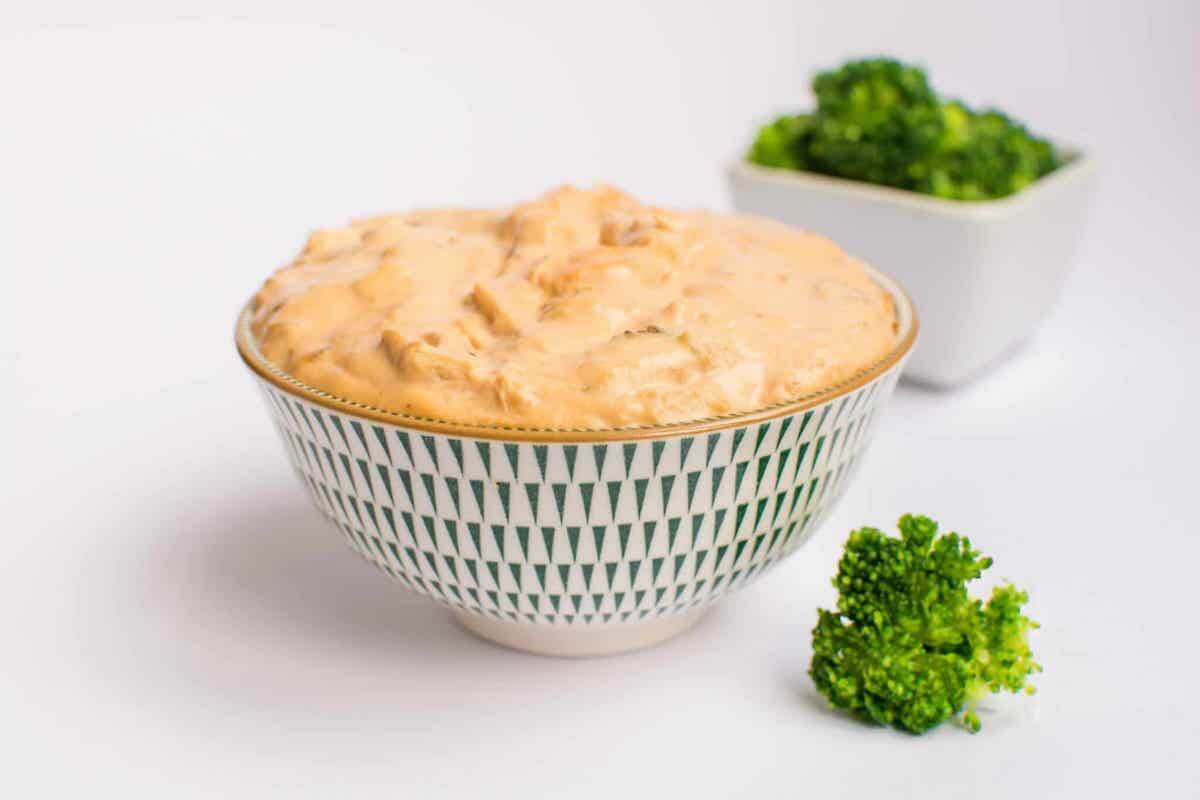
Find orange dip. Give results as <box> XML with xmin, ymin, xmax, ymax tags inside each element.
<box><xmin>251</xmin><ymin>186</ymin><xmax>897</xmax><ymax>428</ymax></box>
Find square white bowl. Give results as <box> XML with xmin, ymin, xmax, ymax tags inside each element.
<box><xmin>728</xmin><ymin>151</ymin><xmax>1096</xmax><ymax>387</ymax></box>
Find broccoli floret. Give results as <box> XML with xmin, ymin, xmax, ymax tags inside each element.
<box><xmin>811</xmin><ymin>57</ymin><xmax>938</xmax><ymax>117</ymax></box>
<box><xmin>747</xmin><ymin>114</ymin><xmax>814</xmax><ymax>170</ymax></box>
<box><xmin>920</xmin><ymin>107</ymin><xmax>1060</xmax><ymax>200</ymax></box>
<box><xmin>810</xmin><ymin>514</ymin><xmax>1040</xmax><ymax>733</ymax></box>
<box><xmin>805</xmin><ymin>58</ymin><xmax>945</xmax><ymax>189</ymax></box>
<box><xmin>746</xmin><ymin>57</ymin><xmax>1060</xmax><ymax>200</ymax></box>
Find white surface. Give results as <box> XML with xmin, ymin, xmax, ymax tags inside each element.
<box><xmin>3</xmin><ymin>2</ymin><xmax>1198</xmax><ymax>797</ymax></box>
<box><xmin>728</xmin><ymin>157</ymin><xmax>1098</xmax><ymax>386</ymax></box>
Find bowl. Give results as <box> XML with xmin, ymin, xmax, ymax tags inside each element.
<box><xmin>728</xmin><ymin>149</ymin><xmax>1095</xmax><ymax>387</ymax></box>
<box><xmin>235</xmin><ymin>266</ymin><xmax>917</xmax><ymax>657</ymax></box>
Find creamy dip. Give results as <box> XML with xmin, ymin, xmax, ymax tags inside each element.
<box><xmin>250</xmin><ymin>186</ymin><xmax>897</xmax><ymax>428</ymax></box>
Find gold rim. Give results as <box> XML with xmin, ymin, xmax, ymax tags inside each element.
<box><xmin>235</xmin><ymin>265</ymin><xmax>918</xmax><ymax>442</ymax></box>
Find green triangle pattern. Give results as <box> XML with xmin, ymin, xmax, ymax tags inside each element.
<box><xmin>686</xmin><ymin>471</ymin><xmax>702</xmax><ymax>512</ymax></box>
<box><xmin>775</xmin><ymin>449</ymin><xmax>791</xmax><ymax>488</ymax></box>
<box><xmin>396</xmin><ymin>431</ymin><xmax>413</xmax><ymax>467</ymax></box>
<box><xmin>754</xmin><ymin>423</ymin><xmax>771</xmax><ymax>456</ymax></box>
<box><xmin>733</xmin><ymin>461</ymin><xmax>749</xmax><ymax>500</ymax></box>
<box><xmin>516</xmin><ymin>526</ymin><xmax>530</xmax><ymax>561</ymax></box>
<box><xmin>567</xmin><ymin>527</ymin><xmax>581</xmax><ymax>560</ymax></box>
<box><xmin>641</xmin><ymin>521</ymin><xmax>657</xmax><ymax>555</ymax></box>
<box><xmin>593</xmin><ymin>444</ymin><xmax>608</xmax><ymax>479</ymax></box>
<box><xmin>533</xmin><ymin>445</ymin><xmax>548</xmax><ymax>481</ymax></box>
<box><xmin>753</xmin><ymin>497</ymin><xmax>770</xmax><ymax>532</ymax></box>
<box><xmin>497</xmin><ymin>482</ymin><xmax>510</xmax><ymax>522</ymax></box>
<box><xmin>731</xmin><ymin>427</ymin><xmax>747</xmax><ymax>461</ymax></box>
<box><xmin>667</xmin><ymin>517</ymin><xmax>682</xmax><ymax>554</ymax></box>
<box><xmin>525</xmin><ymin>483</ymin><xmax>540</xmax><ymax>523</ymax></box>
<box><xmin>606</xmin><ymin>481</ymin><xmax>622</xmax><ymax>519</ymax></box>
<box><xmin>756</xmin><ymin>456</ymin><xmax>771</xmax><ymax>495</ymax></box>
<box><xmin>349</xmin><ymin>420</ymin><xmax>369</xmax><ymax>457</ymax></box>
<box><xmin>470</xmin><ymin>479</ymin><xmax>485</xmax><ymax>518</ymax></box>
<box><xmin>710</xmin><ymin>465</ymin><xmax>726</xmax><ymax>500</ymax></box>
<box><xmin>633</xmin><ymin>478</ymin><xmax>649</xmax><ymax>518</ymax></box>
<box><xmin>258</xmin><ymin>373</ymin><xmax>895</xmax><ymax>626</ymax></box>
<box><xmin>734</xmin><ymin>502</ymin><xmax>750</xmax><ymax>537</ymax></box>
<box><xmin>651</xmin><ymin>441</ymin><xmax>666</xmax><ymax>474</ymax></box>
<box><xmin>504</xmin><ymin>443</ymin><xmax>520</xmax><ymax>480</ymax></box>
<box><xmin>713</xmin><ymin>508</ymin><xmax>727</xmax><ymax>542</ymax></box>
<box><xmin>563</xmin><ymin>445</ymin><xmax>578</xmax><ymax>481</ymax></box>
<box><xmin>421</xmin><ymin>435</ymin><xmax>438</xmax><ymax>472</ymax></box>
<box><xmin>397</xmin><ymin>470</ymin><xmax>414</xmax><ymax>511</ymax></box>
<box><xmin>490</xmin><ymin>524</ymin><xmax>506</xmax><ymax>559</ymax></box>
<box><xmin>660</xmin><ymin>474</ymin><xmax>676</xmax><ymax>511</ymax></box>
<box><xmin>552</xmin><ymin>484</ymin><xmax>568</xmax><ymax>522</ymax></box>
<box><xmin>651</xmin><ymin>557</ymin><xmax>665</xmax><ymax>583</ymax></box>
<box><xmin>793</xmin><ymin>442</ymin><xmax>811</xmax><ymax>482</ymax></box>
<box><xmin>580</xmin><ymin>483</ymin><xmax>595</xmax><ymax>522</ymax></box>
<box><xmin>777</xmin><ymin>415</ymin><xmax>794</xmax><ymax>447</ymax></box>
<box><xmin>705</xmin><ymin>433</ymin><xmax>721</xmax><ymax>466</ymax></box>
<box><xmin>475</xmin><ymin>441</ymin><xmax>491</xmax><ymax>476</ymax></box>
<box><xmin>679</xmin><ymin>436</ymin><xmax>695</xmax><ymax>470</ymax></box>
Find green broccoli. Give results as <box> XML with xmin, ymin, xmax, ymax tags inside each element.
<box><xmin>746</xmin><ymin>57</ymin><xmax>1060</xmax><ymax>200</ymax></box>
<box><xmin>809</xmin><ymin>514</ymin><xmax>1040</xmax><ymax>733</ymax></box>
<box><xmin>805</xmin><ymin>58</ymin><xmax>945</xmax><ymax>189</ymax></box>
<box><xmin>747</xmin><ymin>114</ymin><xmax>814</xmax><ymax>170</ymax></box>
<box><xmin>920</xmin><ymin>107</ymin><xmax>1061</xmax><ymax>200</ymax></box>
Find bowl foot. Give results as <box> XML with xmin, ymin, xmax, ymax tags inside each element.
<box><xmin>452</xmin><ymin>608</ymin><xmax>708</xmax><ymax>658</ymax></box>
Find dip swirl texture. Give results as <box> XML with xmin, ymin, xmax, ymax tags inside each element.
<box><xmin>251</xmin><ymin>186</ymin><xmax>898</xmax><ymax>428</ymax></box>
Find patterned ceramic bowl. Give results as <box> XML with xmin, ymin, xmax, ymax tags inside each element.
<box><xmin>236</xmin><ymin>266</ymin><xmax>917</xmax><ymax>657</ymax></box>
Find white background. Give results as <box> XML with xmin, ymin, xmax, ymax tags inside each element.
<box><xmin>3</xmin><ymin>1</ymin><xmax>1198</xmax><ymax>797</ymax></box>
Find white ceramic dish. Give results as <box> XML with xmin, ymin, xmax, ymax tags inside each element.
<box><xmin>728</xmin><ymin>151</ymin><xmax>1095</xmax><ymax>387</ymax></box>
<box><xmin>237</xmin><ymin>267</ymin><xmax>917</xmax><ymax>657</ymax></box>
